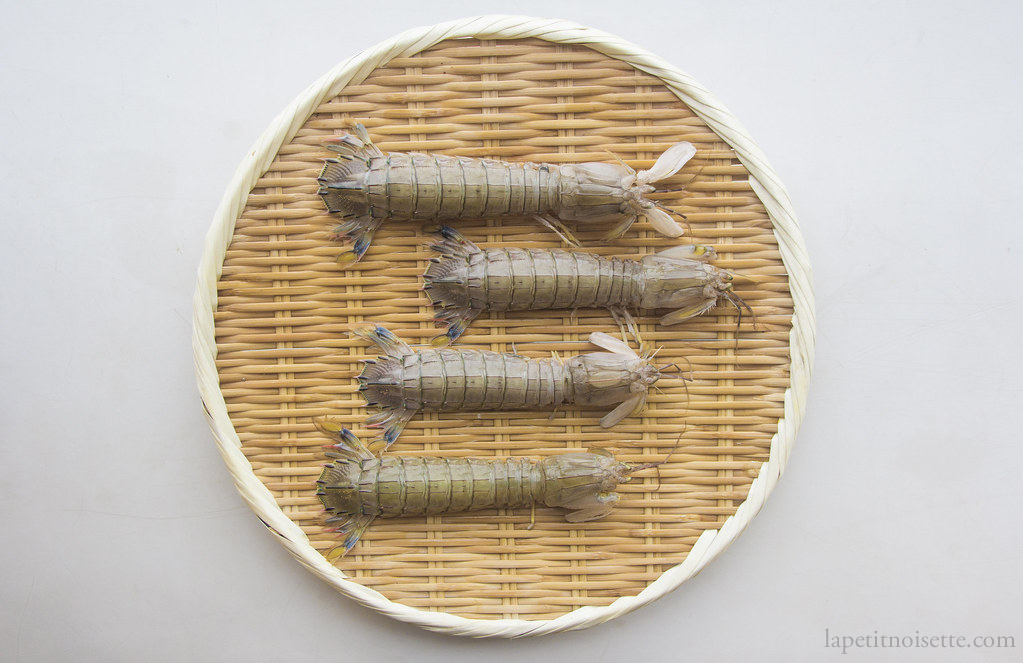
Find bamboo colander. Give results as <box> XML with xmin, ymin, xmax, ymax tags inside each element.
<box><xmin>193</xmin><ymin>15</ymin><xmax>814</xmax><ymax>637</ymax></box>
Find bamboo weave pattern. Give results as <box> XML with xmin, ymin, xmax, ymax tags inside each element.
<box><xmin>212</xmin><ymin>36</ymin><xmax>793</xmax><ymax>623</ymax></box>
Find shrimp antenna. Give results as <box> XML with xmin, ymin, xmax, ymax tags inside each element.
<box><xmin>672</xmin><ymin>163</ymin><xmax>708</xmax><ymax>189</ymax></box>
<box><xmin>603</xmin><ymin>149</ymin><xmax>637</xmax><ymax>175</ymax></box>
<box><xmin>645</xmin><ymin>344</ymin><xmax>664</xmax><ymax>361</ymax></box>
<box><xmin>652</xmin><ymin>200</ymin><xmax>688</xmax><ymax>221</ymax></box>
<box><xmin>650</xmin><ymin>200</ymin><xmax>691</xmax><ymax>236</ymax></box>
<box><xmin>625</xmin><ymin>425</ymin><xmax>688</xmax><ymax>493</ymax></box>
<box><xmin>659</xmin><ymin>358</ymin><xmax>693</xmax><ymax>383</ymax></box>
<box><xmin>725</xmin><ymin>289</ymin><xmax>758</xmax><ymax>332</ymax></box>
<box><xmin>651</xmin><ymin>361</ymin><xmax>690</xmax><ymax>395</ymax></box>
<box><xmin>728</xmin><ymin>271</ymin><xmax>759</xmax><ymax>285</ymax></box>
<box><xmin>652</xmin><ymin>162</ymin><xmax>707</xmax><ymax>196</ymax></box>
<box><xmin>722</xmin><ymin>288</ymin><xmax>758</xmax><ymax>357</ymax></box>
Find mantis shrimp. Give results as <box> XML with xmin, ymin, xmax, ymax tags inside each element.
<box><xmin>316</xmin><ymin>425</ymin><xmax>660</xmax><ymax>556</ymax></box>
<box><xmin>352</xmin><ymin>324</ymin><xmax>665</xmax><ymax>446</ymax></box>
<box><xmin>317</xmin><ymin>124</ymin><xmax>697</xmax><ymax>264</ymax></box>
<box><xmin>424</xmin><ymin>226</ymin><xmax>748</xmax><ymax>344</ymax></box>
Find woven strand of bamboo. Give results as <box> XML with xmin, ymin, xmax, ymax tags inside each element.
<box><xmin>193</xmin><ymin>15</ymin><xmax>814</xmax><ymax>637</ymax></box>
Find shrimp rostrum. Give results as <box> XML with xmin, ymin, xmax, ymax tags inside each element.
<box><xmin>352</xmin><ymin>324</ymin><xmax>664</xmax><ymax>446</ymax></box>
<box><xmin>425</xmin><ymin>226</ymin><xmax>747</xmax><ymax>344</ymax></box>
<box><xmin>316</xmin><ymin>426</ymin><xmax>653</xmax><ymax>556</ymax></box>
<box><xmin>317</xmin><ymin>124</ymin><xmax>697</xmax><ymax>264</ymax></box>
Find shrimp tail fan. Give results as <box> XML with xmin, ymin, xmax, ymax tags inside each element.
<box><xmin>317</xmin><ymin>124</ymin><xmax>384</xmax><ymax>265</ymax></box>
<box><xmin>423</xmin><ymin>226</ymin><xmax>483</xmax><ymax>344</ymax></box>
<box><xmin>314</xmin><ymin>426</ymin><xmax>377</xmax><ymax>556</ymax></box>
<box><xmin>351</xmin><ymin>324</ymin><xmax>417</xmax><ymax>447</ymax></box>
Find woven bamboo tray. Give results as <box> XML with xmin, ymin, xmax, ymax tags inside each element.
<box><xmin>193</xmin><ymin>16</ymin><xmax>814</xmax><ymax>637</ymax></box>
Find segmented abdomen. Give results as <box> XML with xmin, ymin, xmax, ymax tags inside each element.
<box><xmin>366</xmin><ymin>154</ymin><xmax>561</xmax><ymax>220</ymax></box>
<box><xmin>352</xmin><ymin>456</ymin><xmax>539</xmax><ymax>516</ymax></box>
<box><xmin>413</xmin><ymin>348</ymin><xmax>568</xmax><ymax>410</ymax></box>
<box><xmin>459</xmin><ymin>249</ymin><xmax>644</xmax><ymax>311</ymax></box>
<box><xmin>364</xmin><ymin>348</ymin><xmax>570</xmax><ymax>411</ymax></box>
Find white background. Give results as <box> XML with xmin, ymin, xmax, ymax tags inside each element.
<box><xmin>2</xmin><ymin>1</ymin><xmax>1021</xmax><ymax>660</ymax></box>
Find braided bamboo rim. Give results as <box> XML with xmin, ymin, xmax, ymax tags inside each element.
<box><xmin>192</xmin><ymin>15</ymin><xmax>815</xmax><ymax>637</ymax></box>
